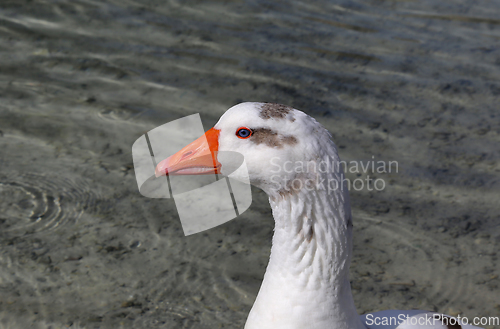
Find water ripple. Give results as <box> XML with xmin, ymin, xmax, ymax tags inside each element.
<box><xmin>354</xmin><ymin>212</ymin><xmax>478</xmax><ymax>313</ymax></box>
<box><xmin>0</xmin><ymin>173</ymin><xmax>99</xmax><ymax>237</ymax></box>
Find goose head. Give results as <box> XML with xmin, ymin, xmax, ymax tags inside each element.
<box><xmin>155</xmin><ymin>102</ymin><xmax>341</xmax><ymax>198</ymax></box>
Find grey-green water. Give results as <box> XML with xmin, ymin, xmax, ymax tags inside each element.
<box><xmin>0</xmin><ymin>0</ymin><xmax>499</xmax><ymax>328</ymax></box>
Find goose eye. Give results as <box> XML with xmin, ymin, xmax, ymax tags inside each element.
<box><xmin>236</xmin><ymin>127</ymin><xmax>253</xmax><ymax>139</ymax></box>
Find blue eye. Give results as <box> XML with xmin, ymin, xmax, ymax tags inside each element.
<box><xmin>236</xmin><ymin>127</ymin><xmax>252</xmax><ymax>139</ymax></box>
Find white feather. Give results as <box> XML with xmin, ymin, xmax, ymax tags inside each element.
<box><xmin>211</xmin><ymin>103</ymin><xmax>484</xmax><ymax>329</ymax></box>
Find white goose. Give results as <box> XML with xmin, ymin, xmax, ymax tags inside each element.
<box><xmin>155</xmin><ymin>102</ymin><xmax>482</xmax><ymax>329</ymax></box>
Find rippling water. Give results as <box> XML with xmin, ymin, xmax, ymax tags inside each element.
<box><xmin>0</xmin><ymin>0</ymin><xmax>499</xmax><ymax>328</ymax></box>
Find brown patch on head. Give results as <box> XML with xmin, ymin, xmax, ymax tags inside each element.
<box><xmin>433</xmin><ymin>314</ymin><xmax>462</xmax><ymax>329</ymax></box>
<box><xmin>251</xmin><ymin>128</ymin><xmax>297</xmax><ymax>148</ymax></box>
<box><xmin>259</xmin><ymin>103</ymin><xmax>295</xmax><ymax>121</ymax></box>
<box><xmin>281</xmin><ymin>135</ymin><xmax>298</xmax><ymax>145</ymax></box>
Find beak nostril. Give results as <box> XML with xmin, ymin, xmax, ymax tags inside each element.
<box><xmin>181</xmin><ymin>151</ymin><xmax>193</xmax><ymax>160</ymax></box>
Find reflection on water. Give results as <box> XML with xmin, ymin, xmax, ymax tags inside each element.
<box><xmin>0</xmin><ymin>0</ymin><xmax>499</xmax><ymax>328</ymax></box>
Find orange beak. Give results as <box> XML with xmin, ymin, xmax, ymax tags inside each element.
<box><xmin>155</xmin><ymin>127</ymin><xmax>221</xmax><ymax>177</ymax></box>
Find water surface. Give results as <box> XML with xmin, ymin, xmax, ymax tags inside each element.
<box><xmin>0</xmin><ymin>0</ymin><xmax>499</xmax><ymax>328</ymax></box>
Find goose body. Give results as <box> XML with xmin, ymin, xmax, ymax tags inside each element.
<box><xmin>155</xmin><ymin>102</ymin><xmax>483</xmax><ymax>329</ymax></box>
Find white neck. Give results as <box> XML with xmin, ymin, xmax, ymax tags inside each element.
<box><xmin>245</xmin><ymin>170</ymin><xmax>366</xmax><ymax>329</ymax></box>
